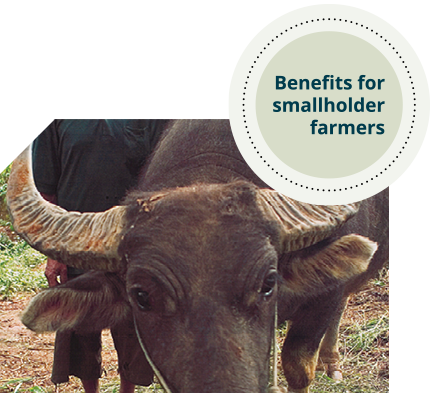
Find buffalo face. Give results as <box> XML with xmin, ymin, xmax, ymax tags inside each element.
<box><xmin>121</xmin><ymin>183</ymin><xmax>280</xmax><ymax>392</ymax></box>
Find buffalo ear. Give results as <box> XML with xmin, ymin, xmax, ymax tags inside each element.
<box><xmin>279</xmin><ymin>234</ymin><xmax>377</xmax><ymax>297</ymax></box>
<box><xmin>21</xmin><ymin>271</ymin><xmax>130</xmax><ymax>333</ymax></box>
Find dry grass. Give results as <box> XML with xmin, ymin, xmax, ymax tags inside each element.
<box><xmin>275</xmin><ymin>268</ymin><xmax>389</xmax><ymax>393</ymax></box>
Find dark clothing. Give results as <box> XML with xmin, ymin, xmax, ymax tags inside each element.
<box><xmin>32</xmin><ymin>119</ymin><xmax>163</xmax><ymax>212</ymax></box>
<box><xmin>52</xmin><ymin>330</ymin><xmax>102</xmax><ymax>383</ymax></box>
<box><xmin>50</xmin><ymin>272</ymin><xmax>154</xmax><ymax>386</ymax></box>
<box><xmin>32</xmin><ymin>119</ymin><xmax>164</xmax><ymax>386</ymax></box>
<box><xmin>52</xmin><ymin>314</ymin><xmax>153</xmax><ymax>386</ymax></box>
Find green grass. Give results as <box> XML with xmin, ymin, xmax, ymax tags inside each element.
<box><xmin>0</xmin><ymin>164</ymin><xmax>50</xmax><ymax>298</ymax></box>
<box><xmin>0</xmin><ymin>164</ymin><xmax>11</xmax><ymax>222</ymax></box>
<box><xmin>0</xmin><ymin>232</ymin><xmax>47</xmax><ymax>299</ymax></box>
<box><xmin>0</xmin><ymin>378</ymin><xmax>48</xmax><ymax>393</ymax></box>
<box><xmin>270</xmin><ymin>282</ymin><xmax>389</xmax><ymax>393</ymax></box>
<box><xmin>344</xmin><ymin>314</ymin><xmax>389</xmax><ymax>354</ymax></box>
<box><xmin>0</xmin><ymin>164</ymin><xmax>11</xmax><ymax>201</ymax></box>
<box><xmin>310</xmin><ymin>314</ymin><xmax>389</xmax><ymax>393</ymax></box>
<box><xmin>99</xmin><ymin>380</ymin><xmax>165</xmax><ymax>393</ymax></box>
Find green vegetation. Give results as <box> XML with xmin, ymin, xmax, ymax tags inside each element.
<box><xmin>0</xmin><ymin>164</ymin><xmax>47</xmax><ymax>299</ymax></box>
<box><xmin>98</xmin><ymin>380</ymin><xmax>164</xmax><ymax>393</ymax></box>
<box><xmin>0</xmin><ymin>232</ymin><xmax>47</xmax><ymax>299</ymax></box>
<box><xmin>311</xmin><ymin>315</ymin><xmax>389</xmax><ymax>393</ymax></box>
<box><xmin>0</xmin><ymin>378</ymin><xmax>48</xmax><ymax>393</ymax></box>
<box><xmin>0</xmin><ymin>164</ymin><xmax>11</xmax><ymax>222</ymax></box>
<box><xmin>344</xmin><ymin>314</ymin><xmax>389</xmax><ymax>354</ymax></box>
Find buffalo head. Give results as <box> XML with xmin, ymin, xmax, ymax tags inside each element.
<box><xmin>7</xmin><ymin>147</ymin><xmax>377</xmax><ymax>393</ymax></box>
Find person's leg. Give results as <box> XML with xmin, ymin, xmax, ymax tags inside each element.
<box><xmin>69</xmin><ymin>331</ymin><xmax>103</xmax><ymax>390</ymax></box>
<box><xmin>51</xmin><ymin>273</ymin><xmax>103</xmax><ymax>389</ymax></box>
<box><xmin>81</xmin><ymin>379</ymin><xmax>100</xmax><ymax>393</ymax></box>
<box><xmin>119</xmin><ymin>374</ymin><xmax>135</xmax><ymax>393</ymax></box>
<box><xmin>51</xmin><ymin>330</ymin><xmax>73</xmax><ymax>385</ymax></box>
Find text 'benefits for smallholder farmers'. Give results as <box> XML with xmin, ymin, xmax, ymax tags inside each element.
<box><xmin>272</xmin><ymin>75</ymin><xmax>386</xmax><ymax>135</ymax></box>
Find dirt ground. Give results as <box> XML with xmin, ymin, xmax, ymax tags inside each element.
<box><xmin>0</xmin><ymin>276</ymin><xmax>389</xmax><ymax>393</ymax></box>
<box><xmin>0</xmin><ymin>294</ymin><xmax>120</xmax><ymax>392</ymax></box>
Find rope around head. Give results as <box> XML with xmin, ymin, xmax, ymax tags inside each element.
<box><xmin>133</xmin><ymin>315</ymin><xmax>173</xmax><ymax>393</ymax></box>
<box><xmin>267</xmin><ymin>293</ymin><xmax>284</xmax><ymax>393</ymax></box>
<box><xmin>133</xmin><ymin>300</ymin><xmax>282</xmax><ymax>393</ymax></box>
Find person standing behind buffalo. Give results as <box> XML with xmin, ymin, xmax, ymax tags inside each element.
<box><xmin>32</xmin><ymin>119</ymin><xmax>167</xmax><ymax>393</ymax></box>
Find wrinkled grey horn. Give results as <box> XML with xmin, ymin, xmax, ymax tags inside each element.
<box><xmin>257</xmin><ymin>189</ymin><xmax>361</xmax><ymax>253</ymax></box>
<box><xmin>6</xmin><ymin>146</ymin><xmax>128</xmax><ymax>272</ymax></box>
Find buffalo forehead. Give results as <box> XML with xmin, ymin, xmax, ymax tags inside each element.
<box><xmin>125</xmin><ymin>182</ymin><xmax>278</xmax><ymax>260</ymax></box>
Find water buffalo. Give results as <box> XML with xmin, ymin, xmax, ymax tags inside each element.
<box><xmin>7</xmin><ymin>119</ymin><xmax>387</xmax><ymax>393</ymax></box>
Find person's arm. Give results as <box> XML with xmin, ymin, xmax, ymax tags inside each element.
<box><xmin>40</xmin><ymin>192</ymin><xmax>56</xmax><ymax>204</ymax></box>
<box><xmin>45</xmin><ymin>258</ymin><xmax>68</xmax><ymax>286</ymax></box>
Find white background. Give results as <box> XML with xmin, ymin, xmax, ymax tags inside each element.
<box><xmin>0</xmin><ymin>1</ymin><xmax>431</xmax><ymax>391</ymax></box>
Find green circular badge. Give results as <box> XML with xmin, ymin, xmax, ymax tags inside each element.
<box><xmin>256</xmin><ymin>31</ymin><xmax>402</xmax><ymax>179</ymax></box>
<box><xmin>230</xmin><ymin>5</ymin><xmax>429</xmax><ymax>204</ymax></box>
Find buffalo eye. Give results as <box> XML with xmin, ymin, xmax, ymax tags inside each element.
<box><xmin>260</xmin><ymin>271</ymin><xmax>278</xmax><ymax>297</ymax></box>
<box><xmin>132</xmin><ymin>289</ymin><xmax>152</xmax><ymax>311</ymax></box>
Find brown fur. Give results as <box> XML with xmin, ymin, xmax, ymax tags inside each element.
<box><xmin>21</xmin><ymin>272</ymin><xmax>130</xmax><ymax>333</ymax></box>
<box><xmin>280</xmin><ymin>234</ymin><xmax>377</xmax><ymax>298</ymax></box>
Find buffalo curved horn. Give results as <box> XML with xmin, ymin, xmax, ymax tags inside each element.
<box><xmin>6</xmin><ymin>146</ymin><xmax>128</xmax><ymax>272</ymax></box>
<box><xmin>257</xmin><ymin>189</ymin><xmax>361</xmax><ymax>253</ymax></box>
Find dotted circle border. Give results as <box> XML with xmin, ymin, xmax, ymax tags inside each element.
<box><xmin>242</xmin><ymin>18</ymin><xmax>416</xmax><ymax>192</ymax></box>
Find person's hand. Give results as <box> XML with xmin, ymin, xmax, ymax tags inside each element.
<box><xmin>45</xmin><ymin>258</ymin><xmax>68</xmax><ymax>287</ymax></box>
